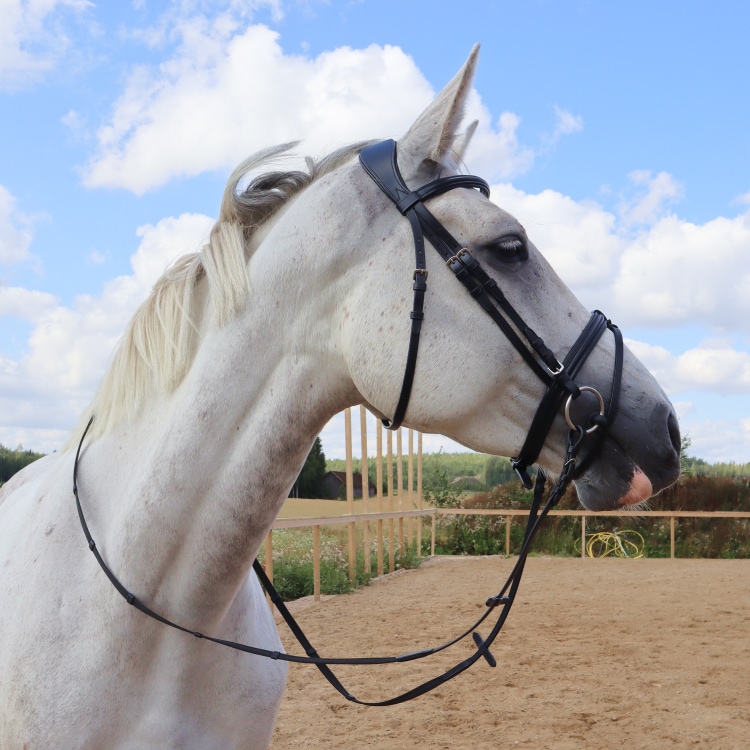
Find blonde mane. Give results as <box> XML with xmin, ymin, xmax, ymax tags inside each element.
<box><xmin>67</xmin><ymin>142</ymin><xmax>370</xmax><ymax>448</ymax></box>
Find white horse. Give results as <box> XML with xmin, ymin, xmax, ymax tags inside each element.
<box><xmin>0</xmin><ymin>47</ymin><xmax>680</xmax><ymax>748</ymax></box>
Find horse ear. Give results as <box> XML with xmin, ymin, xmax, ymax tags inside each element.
<box><xmin>398</xmin><ymin>45</ymin><xmax>480</xmax><ymax>178</ymax></box>
<box><xmin>452</xmin><ymin>119</ymin><xmax>479</xmax><ymax>163</ymax></box>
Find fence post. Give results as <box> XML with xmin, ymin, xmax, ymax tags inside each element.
<box><xmin>407</xmin><ymin>428</ymin><xmax>414</xmax><ymax>549</ymax></box>
<box><xmin>376</xmin><ymin>420</ymin><xmax>384</xmax><ymax>576</ymax></box>
<box><xmin>670</xmin><ymin>516</ymin><xmax>675</xmax><ymax>559</ymax></box>
<box><xmin>345</xmin><ymin>408</ymin><xmax>355</xmax><ymax>582</ymax></box>
<box><xmin>313</xmin><ymin>525</ymin><xmax>321</xmax><ymax>601</ymax></box>
<box><xmin>581</xmin><ymin>516</ymin><xmax>586</xmax><ymax>559</ymax></box>
<box><xmin>264</xmin><ymin>531</ymin><xmax>273</xmax><ymax>606</ymax></box>
<box><xmin>417</xmin><ymin>432</ymin><xmax>423</xmax><ymax>556</ymax></box>
<box><xmin>505</xmin><ymin>515</ymin><xmax>511</xmax><ymax>556</ymax></box>
<box><xmin>387</xmin><ymin>429</ymin><xmax>395</xmax><ymax>573</ymax></box>
<box><xmin>397</xmin><ymin>428</ymin><xmax>404</xmax><ymax>554</ymax></box>
<box><xmin>360</xmin><ymin>406</ymin><xmax>371</xmax><ymax>575</ymax></box>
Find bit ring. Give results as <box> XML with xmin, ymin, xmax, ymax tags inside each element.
<box><xmin>565</xmin><ymin>386</ymin><xmax>605</xmax><ymax>434</ymax></box>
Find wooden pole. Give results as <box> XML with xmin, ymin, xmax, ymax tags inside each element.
<box><xmin>581</xmin><ymin>516</ymin><xmax>586</xmax><ymax>559</ymax></box>
<box><xmin>360</xmin><ymin>406</ymin><xmax>371</xmax><ymax>575</ymax></box>
<box><xmin>430</xmin><ymin>511</ymin><xmax>436</xmax><ymax>557</ymax></box>
<box><xmin>387</xmin><ymin>429</ymin><xmax>395</xmax><ymax>573</ymax></box>
<box><xmin>407</xmin><ymin>428</ymin><xmax>414</xmax><ymax>550</ymax></box>
<box><xmin>376</xmin><ymin>420</ymin><xmax>384</xmax><ymax>576</ymax></box>
<box><xmin>397</xmin><ymin>428</ymin><xmax>404</xmax><ymax>554</ymax></box>
<box><xmin>417</xmin><ymin>432</ymin><xmax>423</xmax><ymax>556</ymax></box>
<box><xmin>505</xmin><ymin>515</ymin><xmax>511</xmax><ymax>557</ymax></box>
<box><xmin>264</xmin><ymin>531</ymin><xmax>273</xmax><ymax>607</ymax></box>
<box><xmin>670</xmin><ymin>516</ymin><xmax>675</xmax><ymax>559</ymax></box>
<box><xmin>345</xmin><ymin>408</ymin><xmax>356</xmax><ymax>582</ymax></box>
<box><xmin>313</xmin><ymin>525</ymin><xmax>321</xmax><ymax>601</ymax></box>
<box><xmin>264</xmin><ymin>531</ymin><xmax>273</xmax><ymax>582</ymax></box>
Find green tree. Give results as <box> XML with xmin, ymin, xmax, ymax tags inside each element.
<box><xmin>484</xmin><ymin>455</ymin><xmax>514</xmax><ymax>486</ymax></box>
<box><xmin>291</xmin><ymin>436</ymin><xmax>327</xmax><ymax>498</ymax></box>
<box><xmin>0</xmin><ymin>444</ymin><xmax>45</xmax><ymax>485</ymax></box>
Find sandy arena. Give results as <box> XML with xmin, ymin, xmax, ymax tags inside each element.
<box><xmin>271</xmin><ymin>556</ymin><xmax>749</xmax><ymax>749</ymax></box>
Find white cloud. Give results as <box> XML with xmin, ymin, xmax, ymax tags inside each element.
<box><xmin>681</xmin><ymin>418</ymin><xmax>750</xmax><ymax>465</ymax></box>
<box><xmin>81</xmin><ymin>24</ymin><xmax>437</xmax><ymax>193</ymax></box>
<box><xmin>462</xmin><ymin>91</ymin><xmax>535</xmax><ymax>181</ymax></box>
<box><xmin>625</xmin><ymin>338</ymin><xmax>750</xmax><ymax>396</ymax></box>
<box><xmin>552</xmin><ymin>105</ymin><xmax>584</xmax><ymax>137</ymax></box>
<box><xmin>87</xmin><ymin>250</ymin><xmax>107</xmax><ymax>264</ymax></box>
<box><xmin>488</xmin><ymin>179</ymin><xmax>750</xmax><ymax>334</ymax></box>
<box><xmin>0</xmin><ymin>212</ymin><xmax>213</xmax><ymax>452</ymax></box>
<box><xmin>0</xmin><ymin>0</ymin><xmax>91</xmax><ymax>91</ymax></box>
<box><xmin>618</xmin><ymin>169</ymin><xmax>684</xmax><ymax>226</ymax></box>
<box><xmin>0</xmin><ymin>286</ymin><xmax>57</xmax><ymax>321</ymax></box>
<box><xmin>80</xmin><ymin>18</ymin><xmax>546</xmax><ymax>194</ymax></box>
<box><xmin>612</xmin><ymin>210</ymin><xmax>750</xmax><ymax>329</ymax></box>
<box><xmin>0</xmin><ymin>185</ymin><xmax>33</xmax><ymax>265</ymax></box>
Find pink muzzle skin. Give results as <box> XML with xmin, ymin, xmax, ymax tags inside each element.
<box><xmin>618</xmin><ymin>467</ymin><xmax>653</xmax><ymax>507</ymax></box>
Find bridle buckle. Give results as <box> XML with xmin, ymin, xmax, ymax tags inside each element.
<box><xmin>445</xmin><ymin>248</ymin><xmax>472</xmax><ymax>267</ymax></box>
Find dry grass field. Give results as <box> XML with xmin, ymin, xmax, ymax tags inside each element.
<box><xmin>278</xmin><ymin>497</ymin><xmax>375</xmax><ymax>518</ymax></box>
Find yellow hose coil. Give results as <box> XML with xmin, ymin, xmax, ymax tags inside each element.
<box><xmin>575</xmin><ymin>529</ymin><xmax>645</xmax><ymax>558</ymax></box>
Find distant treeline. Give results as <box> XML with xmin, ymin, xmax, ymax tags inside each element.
<box><xmin>326</xmin><ymin>451</ymin><xmax>514</xmax><ymax>494</ymax></box>
<box><xmin>0</xmin><ymin>445</ymin><xmax>46</xmax><ymax>485</ymax></box>
<box><xmin>328</xmin><ymin>450</ymin><xmax>750</xmax><ymax>494</ymax></box>
<box><xmin>681</xmin><ymin>456</ymin><xmax>750</xmax><ymax>479</ymax></box>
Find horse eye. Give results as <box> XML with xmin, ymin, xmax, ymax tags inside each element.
<box><xmin>491</xmin><ymin>236</ymin><xmax>528</xmax><ymax>263</ymax></box>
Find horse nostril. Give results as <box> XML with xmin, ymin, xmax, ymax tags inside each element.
<box><xmin>668</xmin><ymin>410</ymin><xmax>681</xmax><ymax>456</ymax></box>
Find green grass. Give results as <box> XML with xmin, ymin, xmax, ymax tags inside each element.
<box><xmin>260</xmin><ymin>525</ymin><xmax>423</xmax><ymax>601</ymax></box>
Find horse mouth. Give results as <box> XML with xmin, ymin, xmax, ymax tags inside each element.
<box><xmin>572</xmin><ymin>435</ymin><xmax>679</xmax><ymax>511</ymax></box>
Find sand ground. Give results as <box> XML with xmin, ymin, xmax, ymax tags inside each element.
<box><xmin>270</xmin><ymin>556</ymin><xmax>749</xmax><ymax>749</ymax></box>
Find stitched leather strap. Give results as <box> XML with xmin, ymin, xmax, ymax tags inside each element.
<box><xmin>360</xmin><ymin>140</ymin><xmax>498</xmax><ymax>429</ymax></box>
<box><xmin>511</xmin><ymin>312</ymin><xmax>618</xmax><ymax>487</ymax></box>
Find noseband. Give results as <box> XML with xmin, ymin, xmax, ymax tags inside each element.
<box><xmin>358</xmin><ymin>139</ymin><xmax>623</xmax><ymax>486</ymax></box>
<box><xmin>72</xmin><ymin>139</ymin><xmax>624</xmax><ymax>708</ymax></box>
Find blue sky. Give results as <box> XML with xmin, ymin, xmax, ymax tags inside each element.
<box><xmin>1</xmin><ymin>0</ymin><xmax>750</xmax><ymax>462</ymax></box>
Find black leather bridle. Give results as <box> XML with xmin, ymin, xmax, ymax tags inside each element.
<box><xmin>72</xmin><ymin>139</ymin><xmax>624</xmax><ymax>707</ymax></box>
<box><xmin>359</xmin><ymin>139</ymin><xmax>623</xmax><ymax>487</ymax></box>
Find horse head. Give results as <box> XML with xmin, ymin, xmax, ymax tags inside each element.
<box><xmin>265</xmin><ymin>45</ymin><xmax>681</xmax><ymax>511</ymax></box>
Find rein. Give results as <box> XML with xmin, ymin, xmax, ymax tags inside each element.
<box><xmin>71</xmin><ymin>138</ymin><xmax>624</xmax><ymax>706</ymax></box>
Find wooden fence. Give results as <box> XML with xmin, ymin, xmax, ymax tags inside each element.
<box><xmin>436</xmin><ymin>508</ymin><xmax>750</xmax><ymax>560</ymax></box>
<box><xmin>265</xmin><ymin>508</ymin><xmax>750</xmax><ymax>601</ymax></box>
<box><xmin>263</xmin><ymin>406</ymin><xmax>428</xmax><ymax>598</ymax></box>
<box><xmin>262</xmin><ymin>407</ymin><xmax>750</xmax><ymax>601</ymax></box>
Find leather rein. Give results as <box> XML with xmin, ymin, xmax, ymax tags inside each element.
<box><xmin>72</xmin><ymin>139</ymin><xmax>624</xmax><ymax>706</ymax></box>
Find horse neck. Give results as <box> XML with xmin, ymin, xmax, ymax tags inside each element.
<box><xmin>80</xmin><ymin>284</ymin><xmax>356</xmax><ymax>632</ymax></box>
